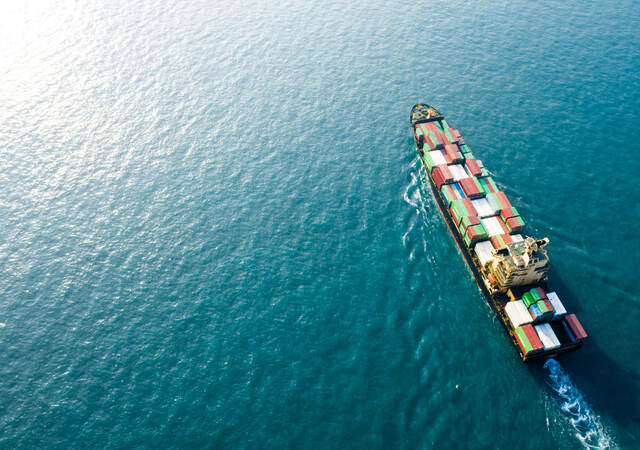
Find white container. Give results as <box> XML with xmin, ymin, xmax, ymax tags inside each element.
<box><xmin>534</xmin><ymin>323</ymin><xmax>561</xmax><ymax>350</ymax></box>
<box><xmin>480</xmin><ymin>216</ymin><xmax>505</xmax><ymax>237</ymax></box>
<box><xmin>476</xmin><ymin>159</ymin><xmax>484</xmax><ymax>168</ymax></box>
<box><xmin>505</xmin><ymin>300</ymin><xmax>532</xmax><ymax>329</ymax></box>
<box><xmin>511</xmin><ymin>234</ymin><xmax>524</xmax><ymax>243</ymax></box>
<box><xmin>474</xmin><ymin>240</ymin><xmax>495</xmax><ymax>266</ymax></box>
<box><xmin>448</xmin><ymin>164</ymin><xmax>469</xmax><ymax>181</ymax></box>
<box><xmin>471</xmin><ymin>198</ymin><xmax>494</xmax><ymax>218</ymax></box>
<box><xmin>429</xmin><ymin>150</ymin><xmax>446</xmax><ymax>166</ymax></box>
<box><xmin>546</xmin><ymin>292</ymin><xmax>567</xmax><ymax>318</ymax></box>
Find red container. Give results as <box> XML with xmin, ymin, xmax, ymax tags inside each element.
<box><xmin>542</xmin><ymin>299</ymin><xmax>553</xmax><ymax>313</ymax></box>
<box><xmin>515</xmin><ymin>333</ymin><xmax>529</xmax><ymax>356</ymax></box>
<box><xmin>497</xmin><ymin>217</ymin><xmax>510</xmax><ymax>235</ymax></box>
<box><xmin>460</xmin><ymin>198</ymin><xmax>477</xmax><ymax>216</ymax></box>
<box><xmin>564</xmin><ymin>314</ymin><xmax>587</xmax><ymax>341</ymax></box>
<box><xmin>466</xmin><ymin>225</ymin><xmax>484</xmax><ymax>242</ymax></box>
<box><xmin>450</xmin><ymin>128</ymin><xmax>462</xmax><ymax>141</ymax></box>
<box><xmin>437</xmin><ymin>164</ymin><xmax>453</xmax><ymax>182</ymax></box>
<box><xmin>444</xmin><ymin>144</ymin><xmax>461</xmax><ymax>163</ymax></box>
<box><xmin>521</xmin><ymin>324</ymin><xmax>544</xmax><ymax>352</ymax></box>
<box><xmin>490</xmin><ymin>233</ymin><xmax>513</xmax><ymax>250</ymax></box>
<box><xmin>465</xmin><ymin>158</ymin><xmax>482</xmax><ymax>177</ymax></box>
<box><xmin>416</xmin><ymin>124</ymin><xmax>436</xmax><ymax>149</ymax></box>
<box><xmin>459</xmin><ymin>177</ymin><xmax>482</xmax><ymax>198</ymax></box>
<box><xmin>425</xmin><ymin>123</ymin><xmax>445</xmax><ymax>147</ymax></box>
<box><xmin>496</xmin><ymin>191</ymin><xmax>512</xmax><ymax>209</ymax></box>
<box><xmin>506</xmin><ymin>216</ymin><xmax>524</xmax><ymax>232</ymax></box>
<box><xmin>535</xmin><ymin>287</ymin><xmax>547</xmax><ymax>299</ymax></box>
<box><xmin>467</xmin><ymin>215</ymin><xmax>481</xmax><ymax>226</ymax></box>
<box><xmin>500</xmin><ymin>208</ymin><xmax>517</xmax><ymax>220</ymax></box>
<box><xmin>432</xmin><ymin>167</ymin><xmax>446</xmax><ymax>189</ymax></box>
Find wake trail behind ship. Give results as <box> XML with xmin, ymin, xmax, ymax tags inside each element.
<box><xmin>543</xmin><ymin>359</ymin><xmax>615</xmax><ymax>449</ymax></box>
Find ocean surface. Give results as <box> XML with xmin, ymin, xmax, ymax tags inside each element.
<box><xmin>0</xmin><ymin>0</ymin><xmax>639</xmax><ymax>448</ymax></box>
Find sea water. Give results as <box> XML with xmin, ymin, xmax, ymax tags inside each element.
<box><xmin>0</xmin><ymin>0</ymin><xmax>638</xmax><ymax>448</ymax></box>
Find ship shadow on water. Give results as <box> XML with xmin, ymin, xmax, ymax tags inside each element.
<box><xmin>566</xmin><ymin>344</ymin><xmax>639</xmax><ymax>443</ymax></box>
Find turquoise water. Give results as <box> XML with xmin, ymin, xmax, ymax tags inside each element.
<box><xmin>1</xmin><ymin>0</ymin><xmax>639</xmax><ymax>448</ymax></box>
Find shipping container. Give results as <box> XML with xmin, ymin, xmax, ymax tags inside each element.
<box><xmin>505</xmin><ymin>300</ymin><xmax>532</xmax><ymax>328</ymax></box>
<box><xmin>522</xmin><ymin>291</ymin><xmax>536</xmax><ymax>308</ymax></box>
<box><xmin>448</xmin><ymin>164</ymin><xmax>469</xmax><ymax>181</ymax></box>
<box><xmin>529</xmin><ymin>303</ymin><xmax>543</xmax><ymax>322</ymax></box>
<box><xmin>459</xmin><ymin>177</ymin><xmax>484</xmax><ymax>198</ymax></box>
<box><xmin>465</xmin><ymin>158</ymin><xmax>483</xmax><ymax>177</ymax></box>
<box><xmin>480</xmin><ymin>216</ymin><xmax>507</xmax><ymax>237</ymax></box>
<box><xmin>471</xmin><ymin>198</ymin><xmax>494</xmax><ymax>218</ymax></box>
<box><xmin>564</xmin><ymin>314</ymin><xmax>588</xmax><ymax>341</ymax></box>
<box><xmin>490</xmin><ymin>233</ymin><xmax>513</xmax><ymax>251</ymax></box>
<box><xmin>474</xmin><ymin>240</ymin><xmax>495</xmax><ymax>267</ymax></box>
<box><xmin>534</xmin><ymin>323</ymin><xmax>561</xmax><ymax>351</ymax></box>
<box><xmin>506</xmin><ymin>216</ymin><xmax>525</xmax><ymax>234</ymax></box>
<box><xmin>546</xmin><ymin>292</ymin><xmax>567</xmax><ymax>318</ymax></box>
<box><xmin>444</xmin><ymin>143</ymin><xmax>463</xmax><ymax>164</ymax></box>
<box><xmin>441</xmin><ymin>184</ymin><xmax>461</xmax><ymax>207</ymax></box>
<box><xmin>428</xmin><ymin>150</ymin><xmax>447</xmax><ymax>167</ymax></box>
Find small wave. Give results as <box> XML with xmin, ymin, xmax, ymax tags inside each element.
<box><xmin>543</xmin><ymin>359</ymin><xmax>615</xmax><ymax>449</ymax></box>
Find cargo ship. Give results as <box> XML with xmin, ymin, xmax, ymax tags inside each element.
<box><xmin>410</xmin><ymin>103</ymin><xmax>588</xmax><ymax>361</ymax></box>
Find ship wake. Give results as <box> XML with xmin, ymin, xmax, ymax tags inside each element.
<box><xmin>543</xmin><ymin>359</ymin><xmax>615</xmax><ymax>449</ymax></box>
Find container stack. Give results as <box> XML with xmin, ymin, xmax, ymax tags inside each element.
<box><xmin>450</xmin><ymin>199</ymin><xmax>477</xmax><ymax>226</ymax></box>
<box><xmin>459</xmin><ymin>177</ymin><xmax>484</xmax><ymax>199</ymax></box>
<box><xmin>443</xmin><ymin>143</ymin><xmax>463</xmax><ymax>164</ymax></box>
<box><xmin>546</xmin><ymin>292</ymin><xmax>567</xmax><ymax>318</ymax></box>
<box><xmin>486</xmin><ymin>192</ymin><xmax>512</xmax><ymax>214</ymax></box>
<box><xmin>441</xmin><ymin>184</ymin><xmax>464</xmax><ymax>207</ymax></box>
<box><xmin>514</xmin><ymin>324</ymin><xmax>543</xmax><ymax>356</ymax></box>
<box><xmin>534</xmin><ymin>323</ymin><xmax>561</xmax><ymax>350</ymax></box>
<box><xmin>563</xmin><ymin>314</ymin><xmax>588</xmax><ymax>342</ymax></box>
<box><xmin>505</xmin><ymin>300</ymin><xmax>532</xmax><ymax>328</ymax></box>
<box><xmin>432</xmin><ymin>165</ymin><xmax>454</xmax><ymax>189</ymax></box>
<box><xmin>478</xmin><ymin>176</ymin><xmax>498</xmax><ymax>195</ymax></box>
<box><xmin>471</xmin><ymin>198</ymin><xmax>494</xmax><ymax>218</ymax></box>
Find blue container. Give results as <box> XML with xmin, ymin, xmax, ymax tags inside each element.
<box><xmin>452</xmin><ymin>182</ymin><xmax>467</xmax><ymax>199</ymax></box>
<box><xmin>529</xmin><ymin>303</ymin><xmax>542</xmax><ymax>322</ymax></box>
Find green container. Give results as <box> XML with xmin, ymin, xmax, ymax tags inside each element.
<box><xmin>441</xmin><ymin>119</ymin><xmax>450</xmax><ymax>129</ymax></box>
<box><xmin>460</xmin><ymin>215</ymin><xmax>476</xmax><ymax>232</ymax></box>
<box><xmin>449</xmin><ymin>200</ymin><xmax>472</xmax><ymax>224</ymax></box>
<box><xmin>458</xmin><ymin>222</ymin><xmax>466</xmax><ymax>237</ymax></box>
<box><xmin>425</xmin><ymin>131</ymin><xmax>438</xmax><ymax>149</ymax></box>
<box><xmin>470</xmin><ymin>223</ymin><xmax>488</xmax><ymax>240</ymax></box>
<box><xmin>441</xmin><ymin>185</ymin><xmax>457</xmax><ymax>206</ymax></box>
<box><xmin>459</xmin><ymin>144</ymin><xmax>472</xmax><ymax>154</ymax></box>
<box><xmin>422</xmin><ymin>152</ymin><xmax>436</xmax><ymax>171</ymax></box>
<box><xmin>443</xmin><ymin>127</ymin><xmax>455</xmax><ymax>143</ymax></box>
<box><xmin>479</xmin><ymin>177</ymin><xmax>498</xmax><ymax>194</ymax></box>
<box><xmin>536</xmin><ymin>299</ymin><xmax>549</xmax><ymax>315</ymax></box>
<box><xmin>522</xmin><ymin>292</ymin><xmax>536</xmax><ymax>308</ymax></box>
<box><xmin>515</xmin><ymin>326</ymin><xmax>534</xmax><ymax>354</ymax></box>
<box><xmin>481</xmin><ymin>167</ymin><xmax>489</xmax><ymax>177</ymax></box>
<box><xmin>530</xmin><ymin>288</ymin><xmax>541</xmax><ymax>301</ymax></box>
<box><xmin>485</xmin><ymin>193</ymin><xmax>502</xmax><ymax>212</ymax></box>
<box><xmin>506</xmin><ymin>216</ymin><xmax>525</xmax><ymax>233</ymax></box>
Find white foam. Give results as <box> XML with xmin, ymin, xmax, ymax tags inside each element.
<box><xmin>543</xmin><ymin>359</ymin><xmax>615</xmax><ymax>450</ymax></box>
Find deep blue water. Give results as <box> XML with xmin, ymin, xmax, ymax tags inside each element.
<box><xmin>0</xmin><ymin>0</ymin><xmax>639</xmax><ymax>448</ymax></box>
